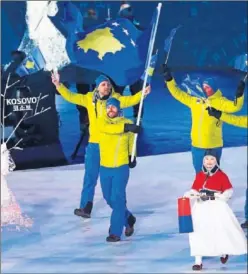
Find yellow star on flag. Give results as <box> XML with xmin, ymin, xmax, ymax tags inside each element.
<box><xmin>25</xmin><ymin>60</ymin><xmax>35</xmax><ymax>69</ymax></box>
<box><xmin>147</xmin><ymin>66</ymin><xmax>154</xmax><ymax>77</ymax></box>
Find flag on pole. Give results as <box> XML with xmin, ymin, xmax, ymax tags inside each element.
<box><xmin>15</xmin><ymin>47</ymin><xmax>46</xmax><ymax>77</ymax></box>
<box><xmin>234</xmin><ymin>53</ymin><xmax>247</xmax><ymax>72</ymax></box>
<box><xmin>68</xmin><ymin>16</ymin><xmax>154</xmax><ymax>86</ymax></box>
<box><xmin>164</xmin><ymin>25</ymin><xmax>181</xmax><ymax>53</ymax></box>
<box><xmin>130</xmin><ymin>3</ymin><xmax>162</xmax><ymax>162</ymax></box>
<box><xmin>181</xmin><ymin>74</ymin><xmax>207</xmax><ymax>99</ymax></box>
<box><xmin>141</xmin><ymin>51</ymin><xmax>158</xmax><ymax>84</ymax></box>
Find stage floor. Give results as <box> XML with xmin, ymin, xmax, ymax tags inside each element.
<box><xmin>1</xmin><ymin>147</ymin><xmax>247</xmax><ymax>273</ymax></box>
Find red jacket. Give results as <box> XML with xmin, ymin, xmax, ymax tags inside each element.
<box><xmin>192</xmin><ymin>169</ymin><xmax>232</xmax><ymax>193</ymax></box>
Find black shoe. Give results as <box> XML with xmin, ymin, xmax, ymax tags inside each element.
<box><xmin>74</xmin><ymin>201</ymin><xmax>93</xmax><ymax>218</ymax></box>
<box><xmin>106</xmin><ymin>235</ymin><xmax>121</xmax><ymax>242</ymax></box>
<box><xmin>84</xmin><ymin>201</ymin><xmax>93</xmax><ymax>213</ymax></box>
<box><xmin>241</xmin><ymin>220</ymin><xmax>248</xmax><ymax>229</ymax></box>
<box><xmin>74</xmin><ymin>208</ymin><xmax>91</xmax><ymax>218</ymax></box>
<box><xmin>192</xmin><ymin>264</ymin><xmax>203</xmax><ymax>271</ymax></box>
<box><xmin>220</xmin><ymin>255</ymin><xmax>229</xmax><ymax>264</ymax></box>
<box><xmin>125</xmin><ymin>215</ymin><xmax>136</xmax><ymax>237</ymax></box>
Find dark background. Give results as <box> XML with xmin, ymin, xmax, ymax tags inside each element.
<box><xmin>1</xmin><ymin>1</ymin><xmax>247</xmax><ymax>169</ymax></box>
<box><xmin>1</xmin><ymin>1</ymin><xmax>247</xmax><ymax>67</ymax></box>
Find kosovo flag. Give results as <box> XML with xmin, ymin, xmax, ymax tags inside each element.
<box><xmin>141</xmin><ymin>51</ymin><xmax>158</xmax><ymax>84</ymax></box>
<box><xmin>69</xmin><ymin>17</ymin><xmax>154</xmax><ymax>86</ymax></box>
<box><xmin>15</xmin><ymin>47</ymin><xmax>46</xmax><ymax>77</ymax></box>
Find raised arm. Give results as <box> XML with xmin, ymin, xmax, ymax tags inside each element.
<box><xmin>163</xmin><ymin>65</ymin><xmax>193</xmax><ymax>108</ymax></box>
<box><xmin>116</xmin><ymin>85</ymin><xmax>151</xmax><ymax>109</ymax></box>
<box><xmin>211</xmin><ymin>95</ymin><xmax>244</xmax><ymax>113</ymax></box>
<box><xmin>166</xmin><ymin>79</ymin><xmax>194</xmax><ymax>107</ymax></box>
<box><xmin>211</xmin><ymin>80</ymin><xmax>245</xmax><ymax>113</ymax></box>
<box><xmin>51</xmin><ymin>71</ymin><xmax>88</xmax><ymax>107</ymax></box>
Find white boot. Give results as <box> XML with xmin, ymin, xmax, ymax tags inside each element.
<box><xmin>192</xmin><ymin>256</ymin><xmax>203</xmax><ymax>271</ymax></box>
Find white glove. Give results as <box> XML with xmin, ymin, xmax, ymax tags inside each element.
<box><xmin>214</xmin><ymin>189</ymin><xmax>233</xmax><ymax>202</ymax></box>
<box><xmin>183</xmin><ymin>189</ymin><xmax>199</xmax><ymax>199</ymax></box>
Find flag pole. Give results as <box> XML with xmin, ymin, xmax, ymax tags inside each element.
<box><xmin>164</xmin><ymin>41</ymin><xmax>172</xmax><ymax>64</ymax></box>
<box><xmin>107</xmin><ymin>8</ymin><xmax>111</xmax><ymax>21</ymax></box>
<box><xmin>131</xmin><ymin>2</ymin><xmax>162</xmax><ymax>162</ymax></box>
<box><xmin>34</xmin><ymin>1</ymin><xmax>52</xmax><ymax>32</ymax></box>
<box><xmin>244</xmin><ymin>73</ymin><xmax>248</xmax><ymax>82</ymax></box>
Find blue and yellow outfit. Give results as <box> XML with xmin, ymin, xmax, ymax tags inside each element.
<box><xmin>56</xmin><ymin>75</ymin><xmax>142</xmax><ymax>213</ymax></box>
<box><xmin>98</xmin><ymin>98</ymin><xmax>135</xmax><ymax>238</ymax></box>
<box><xmin>166</xmin><ymin>78</ymin><xmax>244</xmax><ymax>173</ymax></box>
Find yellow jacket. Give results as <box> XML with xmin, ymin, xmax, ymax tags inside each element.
<box><xmin>56</xmin><ymin>84</ymin><xmax>142</xmax><ymax>143</ymax></box>
<box><xmin>221</xmin><ymin>113</ymin><xmax>247</xmax><ymax>128</ymax></box>
<box><xmin>166</xmin><ymin>79</ymin><xmax>244</xmax><ymax>148</ymax></box>
<box><xmin>98</xmin><ymin>116</ymin><xmax>135</xmax><ymax>168</ymax></box>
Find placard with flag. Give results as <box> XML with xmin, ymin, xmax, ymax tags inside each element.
<box><xmin>67</xmin><ymin>12</ymin><xmax>156</xmax><ymax>86</ymax></box>
<box><xmin>15</xmin><ymin>47</ymin><xmax>46</xmax><ymax>77</ymax></box>
<box><xmin>178</xmin><ymin>197</ymin><xmax>194</xmax><ymax>233</ymax></box>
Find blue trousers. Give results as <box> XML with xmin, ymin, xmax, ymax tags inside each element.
<box><xmin>100</xmin><ymin>165</ymin><xmax>131</xmax><ymax>237</ymax></box>
<box><xmin>191</xmin><ymin>146</ymin><xmax>222</xmax><ymax>174</ymax></box>
<box><xmin>245</xmin><ymin>188</ymin><xmax>248</xmax><ymax>221</ymax></box>
<box><xmin>80</xmin><ymin>143</ymin><xmax>100</xmax><ymax>208</ymax></box>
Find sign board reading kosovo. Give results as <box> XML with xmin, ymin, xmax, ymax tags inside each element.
<box><xmin>6</xmin><ymin>96</ymin><xmax>40</xmax><ymax>112</ymax></box>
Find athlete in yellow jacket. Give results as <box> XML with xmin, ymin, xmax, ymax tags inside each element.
<box><xmin>99</xmin><ymin>98</ymin><xmax>138</xmax><ymax>242</ymax></box>
<box><xmin>51</xmin><ymin>72</ymin><xmax>150</xmax><ymax>218</ymax></box>
<box><xmin>163</xmin><ymin>65</ymin><xmax>245</xmax><ymax>173</ymax></box>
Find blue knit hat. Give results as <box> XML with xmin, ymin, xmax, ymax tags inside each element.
<box><xmin>95</xmin><ymin>74</ymin><xmax>110</xmax><ymax>87</ymax></box>
<box><xmin>202</xmin><ymin>78</ymin><xmax>218</xmax><ymax>93</ymax></box>
<box><xmin>106</xmin><ymin>98</ymin><xmax>121</xmax><ymax>112</ymax></box>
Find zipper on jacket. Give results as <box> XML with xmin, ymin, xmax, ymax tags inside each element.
<box><xmin>198</xmin><ymin>103</ymin><xmax>204</xmax><ymax>146</ymax></box>
<box><xmin>100</xmin><ymin>101</ymin><xmax>103</xmax><ymax>117</ymax></box>
<box><xmin>114</xmin><ymin>134</ymin><xmax>122</xmax><ymax>167</ymax></box>
<box><xmin>94</xmin><ymin>101</ymin><xmax>98</xmax><ymax>117</ymax></box>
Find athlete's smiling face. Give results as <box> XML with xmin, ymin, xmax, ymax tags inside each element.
<box><xmin>98</xmin><ymin>81</ymin><xmax>112</xmax><ymax>97</ymax></box>
<box><xmin>107</xmin><ymin>105</ymin><xmax>118</xmax><ymax>118</ymax></box>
